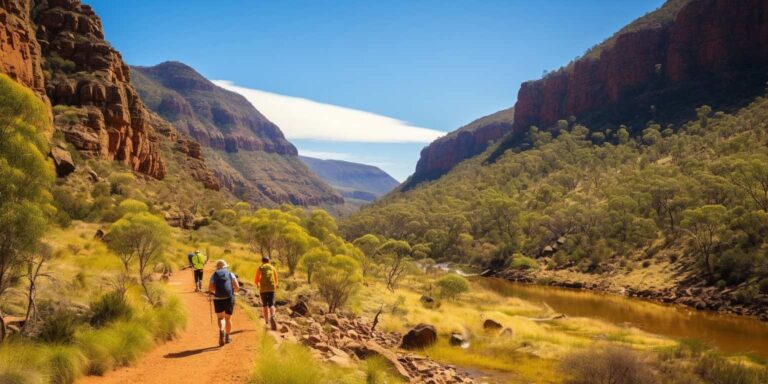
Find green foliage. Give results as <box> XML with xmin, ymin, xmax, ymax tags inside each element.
<box><xmin>435</xmin><ymin>273</ymin><xmax>470</xmax><ymax>300</ymax></box>
<box><xmin>107</xmin><ymin>212</ymin><xmax>170</xmax><ymax>304</ymax></box>
<box><xmin>509</xmin><ymin>255</ymin><xmax>539</xmax><ymax>270</ymax></box>
<box><xmin>38</xmin><ymin>309</ymin><xmax>82</xmax><ymax>344</ymax></box>
<box><xmin>0</xmin><ymin>74</ymin><xmax>55</xmax><ymax>305</ymax></box>
<box><xmin>343</xmin><ymin>97</ymin><xmax>768</xmax><ymax>289</ymax></box>
<box><xmin>299</xmin><ymin>247</ymin><xmax>331</xmax><ymax>284</ymax></box>
<box><xmin>108</xmin><ymin>173</ymin><xmax>136</xmax><ymax>195</ymax></box>
<box><xmin>117</xmin><ymin>199</ymin><xmax>149</xmax><ymax>216</ymax></box>
<box><xmin>561</xmin><ymin>346</ymin><xmax>656</xmax><ymax>384</ymax></box>
<box><xmin>249</xmin><ymin>337</ymin><xmax>328</xmax><ymax>384</ymax></box>
<box><xmin>89</xmin><ymin>290</ymin><xmax>134</xmax><ymax>327</ymax></box>
<box><xmin>314</xmin><ymin>254</ymin><xmax>362</xmax><ymax>313</ymax></box>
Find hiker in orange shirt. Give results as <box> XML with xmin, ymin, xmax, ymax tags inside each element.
<box><xmin>254</xmin><ymin>256</ymin><xmax>279</xmax><ymax>330</ymax></box>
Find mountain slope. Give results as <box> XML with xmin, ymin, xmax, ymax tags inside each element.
<box><xmin>491</xmin><ymin>0</ymin><xmax>768</xmax><ymax>160</ymax></box>
<box><xmin>299</xmin><ymin>156</ymin><xmax>399</xmax><ymax>201</ymax></box>
<box><xmin>0</xmin><ymin>0</ymin><xmax>219</xmax><ymax>189</ymax></box>
<box><xmin>131</xmin><ymin>61</ymin><xmax>342</xmax><ymax>206</ymax></box>
<box><xmin>405</xmin><ymin>107</ymin><xmax>514</xmax><ymax>188</ymax></box>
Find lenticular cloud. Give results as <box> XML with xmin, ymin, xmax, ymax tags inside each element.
<box><xmin>213</xmin><ymin>80</ymin><xmax>445</xmax><ymax>143</ymax></box>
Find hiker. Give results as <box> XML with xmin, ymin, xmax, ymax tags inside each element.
<box><xmin>190</xmin><ymin>249</ymin><xmax>207</xmax><ymax>292</ymax></box>
<box><xmin>208</xmin><ymin>259</ymin><xmax>240</xmax><ymax>346</ymax></box>
<box><xmin>254</xmin><ymin>256</ymin><xmax>279</xmax><ymax>330</ymax></box>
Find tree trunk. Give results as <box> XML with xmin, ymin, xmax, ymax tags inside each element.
<box><xmin>0</xmin><ymin>313</ymin><xmax>5</xmax><ymax>343</ymax></box>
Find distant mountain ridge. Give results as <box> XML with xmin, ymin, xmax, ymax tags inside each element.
<box><xmin>300</xmin><ymin>156</ymin><xmax>399</xmax><ymax>202</ymax></box>
<box><xmin>131</xmin><ymin>61</ymin><xmax>342</xmax><ymax>206</ymax></box>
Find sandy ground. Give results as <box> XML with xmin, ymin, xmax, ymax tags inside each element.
<box><xmin>78</xmin><ymin>267</ymin><xmax>259</xmax><ymax>384</ymax></box>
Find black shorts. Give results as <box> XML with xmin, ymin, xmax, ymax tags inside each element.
<box><xmin>193</xmin><ymin>269</ymin><xmax>203</xmax><ymax>282</ymax></box>
<box><xmin>213</xmin><ymin>297</ymin><xmax>234</xmax><ymax>315</ymax></box>
<box><xmin>260</xmin><ymin>292</ymin><xmax>275</xmax><ymax>307</ymax></box>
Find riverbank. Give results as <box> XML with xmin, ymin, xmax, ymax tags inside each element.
<box><xmin>485</xmin><ymin>260</ymin><xmax>768</xmax><ymax>322</ymax></box>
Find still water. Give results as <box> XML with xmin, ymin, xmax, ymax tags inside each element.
<box><xmin>480</xmin><ymin>278</ymin><xmax>768</xmax><ymax>358</ymax></box>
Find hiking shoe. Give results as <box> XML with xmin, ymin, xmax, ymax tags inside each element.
<box><xmin>218</xmin><ymin>330</ymin><xmax>225</xmax><ymax>346</ymax></box>
<box><xmin>270</xmin><ymin>316</ymin><xmax>277</xmax><ymax>331</ymax></box>
<box><xmin>225</xmin><ymin>334</ymin><xmax>232</xmax><ymax>344</ymax></box>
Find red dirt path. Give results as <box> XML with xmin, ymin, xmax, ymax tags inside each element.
<box><xmin>78</xmin><ymin>267</ymin><xmax>259</xmax><ymax>384</ymax></box>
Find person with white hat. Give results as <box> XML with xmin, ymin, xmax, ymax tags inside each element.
<box><xmin>208</xmin><ymin>259</ymin><xmax>240</xmax><ymax>346</ymax></box>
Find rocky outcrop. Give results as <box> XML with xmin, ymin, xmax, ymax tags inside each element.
<box><xmin>0</xmin><ymin>0</ymin><xmax>46</xmax><ymax>98</ymax></box>
<box><xmin>502</xmin><ymin>0</ymin><xmax>768</xmax><ymax>154</ymax></box>
<box><xmin>405</xmin><ymin>107</ymin><xmax>514</xmax><ymax>188</ymax></box>
<box><xmin>29</xmin><ymin>0</ymin><xmax>166</xmax><ymax>178</ymax></box>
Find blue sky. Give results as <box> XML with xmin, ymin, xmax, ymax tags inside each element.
<box><xmin>88</xmin><ymin>0</ymin><xmax>666</xmax><ymax>180</ymax></box>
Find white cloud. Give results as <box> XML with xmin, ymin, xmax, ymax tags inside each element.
<box><xmin>213</xmin><ymin>80</ymin><xmax>445</xmax><ymax>143</ymax></box>
<box><xmin>297</xmin><ymin>149</ymin><xmax>353</xmax><ymax>160</ymax></box>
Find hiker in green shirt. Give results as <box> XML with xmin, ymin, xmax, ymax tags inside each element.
<box><xmin>189</xmin><ymin>249</ymin><xmax>207</xmax><ymax>292</ymax></box>
<box><xmin>254</xmin><ymin>256</ymin><xmax>279</xmax><ymax>330</ymax></box>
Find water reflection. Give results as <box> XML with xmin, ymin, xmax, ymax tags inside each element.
<box><xmin>481</xmin><ymin>278</ymin><xmax>768</xmax><ymax>358</ymax></box>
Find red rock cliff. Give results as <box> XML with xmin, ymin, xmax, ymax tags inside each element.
<box><xmin>512</xmin><ymin>0</ymin><xmax>768</xmax><ymax>135</ymax></box>
<box><xmin>0</xmin><ymin>0</ymin><xmax>46</xmax><ymax>98</ymax></box>
<box><xmin>405</xmin><ymin>107</ymin><xmax>514</xmax><ymax>188</ymax></box>
<box><xmin>26</xmin><ymin>0</ymin><xmax>166</xmax><ymax>178</ymax></box>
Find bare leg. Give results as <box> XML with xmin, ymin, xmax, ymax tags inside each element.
<box><xmin>224</xmin><ymin>314</ymin><xmax>232</xmax><ymax>335</ymax></box>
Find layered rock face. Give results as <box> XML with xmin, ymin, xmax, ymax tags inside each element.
<box><xmin>31</xmin><ymin>0</ymin><xmax>166</xmax><ymax>178</ymax></box>
<box><xmin>0</xmin><ymin>0</ymin><xmax>46</xmax><ymax>98</ymax></box>
<box><xmin>512</xmin><ymin>0</ymin><xmax>768</xmax><ymax>136</ymax></box>
<box><xmin>131</xmin><ymin>61</ymin><xmax>297</xmax><ymax>155</ymax></box>
<box><xmin>405</xmin><ymin>107</ymin><xmax>514</xmax><ymax>188</ymax></box>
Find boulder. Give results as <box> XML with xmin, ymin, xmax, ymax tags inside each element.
<box><xmin>290</xmin><ymin>300</ymin><xmax>309</xmax><ymax>317</ymax></box>
<box><xmin>50</xmin><ymin>146</ymin><xmax>75</xmax><ymax>176</ymax></box>
<box><xmin>419</xmin><ymin>295</ymin><xmax>434</xmax><ymax>304</ymax></box>
<box><xmin>483</xmin><ymin>319</ymin><xmax>503</xmax><ymax>330</ymax></box>
<box><xmin>400</xmin><ymin>323</ymin><xmax>437</xmax><ymax>350</ymax></box>
<box><xmin>449</xmin><ymin>333</ymin><xmax>466</xmax><ymax>346</ymax></box>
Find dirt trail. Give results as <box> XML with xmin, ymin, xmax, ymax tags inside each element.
<box><xmin>79</xmin><ymin>267</ymin><xmax>259</xmax><ymax>384</ymax></box>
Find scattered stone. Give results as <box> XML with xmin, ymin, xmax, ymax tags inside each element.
<box><xmin>483</xmin><ymin>319</ymin><xmax>503</xmax><ymax>330</ymax></box>
<box><xmin>93</xmin><ymin>229</ymin><xmax>104</xmax><ymax>240</ymax></box>
<box><xmin>420</xmin><ymin>295</ymin><xmax>434</xmax><ymax>304</ymax></box>
<box><xmin>290</xmin><ymin>300</ymin><xmax>309</xmax><ymax>317</ymax></box>
<box><xmin>87</xmin><ymin>168</ymin><xmax>99</xmax><ymax>182</ymax></box>
<box><xmin>401</xmin><ymin>323</ymin><xmax>437</xmax><ymax>350</ymax></box>
<box><xmin>449</xmin><ymin>333</ymin><xmax>466</xmax><ymax>346</ymax></box>
<box><xmin>499</xmin><ymin>327</ymin><xmax>514</xmax><ymax>337</ymax></box>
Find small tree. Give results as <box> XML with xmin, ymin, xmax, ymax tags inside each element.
<box><xmin>435</xmin><ymin>273</ymin><xmax>470</xmax><ymax>300</ymax></box>
<box><xmin>314</xmin><ymin>255</ymin><xmax>361</xmax><ymax>313</ymax></box>
<box><xmin>107</xmin><ymin>212</ymin><xmax>170</xmax><ymax>304</ymax></box>
<box><xmin>0</xmin><ymin>74</ymin><xmax>55</xmax><ymax>341</ymax></box>
<box><xmin>376</xmin><ymin>240</ymin><xmax>413</xmax><ymax>291</ymax></box>
<box><xmin>280</xmin><ymin>223</ymin><xmax>311</xmax><ymax>276</ymax></box>
<box><xmin>22</xmin><ymin>244</ymin><xmax>53</xmax><ymax>331</ymax></box>
<box><xmin>681</xmin><ymin>205</ymin><xmax>728</xmax><ymax>276</ymax></box>
<box><xmin>299</xmin><ymin>247</ymin><xmax>331</xmax><ymax>284</ymax></box>
<box><xmin>352</xmin><ymin>234</ymin><xmax>380</xmax><ymax>277</ymax></box>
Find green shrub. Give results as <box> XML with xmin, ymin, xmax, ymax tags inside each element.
<box><xmin>45</xmin><ymin>345</ymin><xmax>86</xmax><ymax>384</ymax></box>
<box><xmin>760</xmin><ymin>278</ymin><xmax>768</xmax><ymax>294</ymax></box>
<box><xmin>108</xmin><ymin>173</ymin><xmax>136</xmax><ymax>195</ymax></box>
<box><xmin>695</xmin><ymin>354</ymin><xmax>768</xmax><ymax>384</ymax></box>
<box><xmin>117</xmin><ymin>199</ymin><xmax>149</xmax><ymax>216</ymax></box>
<box><xmin>144</xmin><ymin>295</ymin><xmax>186</xmax><ymax>341</ymax></box>
<box><xmin>509</xmin><ymin>255</ymin><xmax>539</xmax><ymax>270</ymax></box>
<box><xmin>39</xmin><ymin>309</ymin><xmax>81</xmax><ymax>344</ymax></box>
<box><xmin>90</xmin><ymin>291</ymin><xmax>133</xmax><ymax>327</ymax></box>
<box><xmin>435</xmin><ymin>273</ymin><xmax>470</xmax><ymax>300</ymax></box>
<box><xmin>250</xmin><ymin>338</ymin><xmax>324</xmax><ymax>384</ymax></box>
<box><xmin>561</xmin><ymin>346</ymin><xmax>656</xmax><ymax>384</ymax></box>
